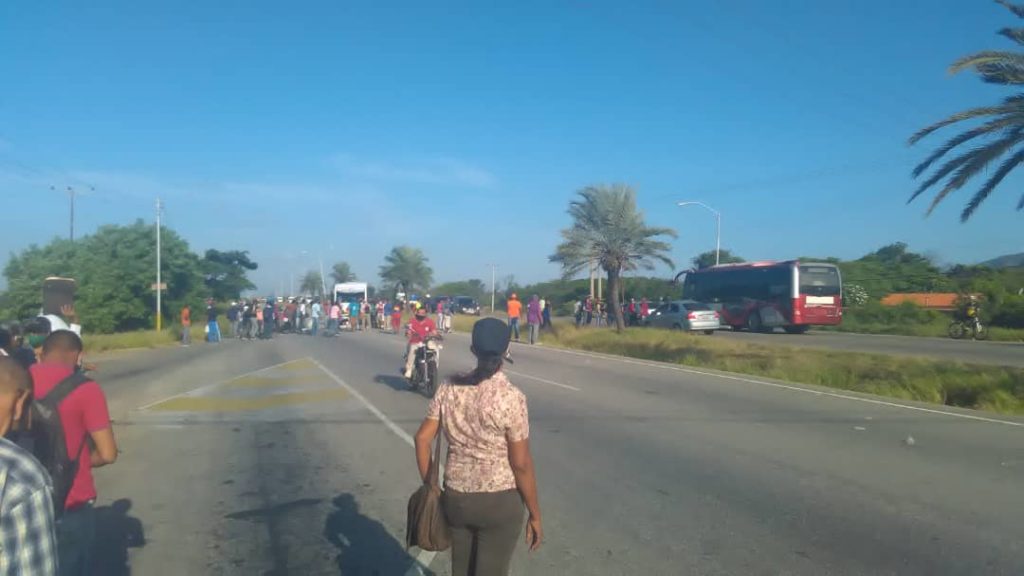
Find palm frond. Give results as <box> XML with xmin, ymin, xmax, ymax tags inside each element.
<box><xmin>997</xmin><ymin>0</ymin><xmax>1024</xmax><ymax>19</ymax></box>
<box><xmin>907</xmin><ymin>104</ymin><xmax>1010</xmax><ymax>144</ymax></box>
<box><xmin>961</xmin><ymin>147</ymin><xmax>1024</xmax><ymax>220</ymax></box>
<box><xmin>949</xmin><ymin>50</ymin><xmax>1022</xmax><ymax>74</ymax></box>
<box><xmin>998</xmin><ymin>26</ymin><xmax>1024</xmax><ymax>45</ymax></box>
<box><xmin>926</xmin><ymin>131</ymin><xmax>1024</xmax><ymax>213</ymax></box>
<box><xmin>912</xmin><ymin>115</ymin><xmax>1024</xmax><ymax>177</ymax></box>
<box><xmin>909</xmin><ymin>152</ymin><xmax>975</xmax><ymax>202</ymax></box>
<box><xmin>978</xmin><ymin>60</ymin><xmax>1024</xmax><ymax>84</ymax></box>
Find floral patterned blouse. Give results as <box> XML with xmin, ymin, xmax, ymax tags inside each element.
<box><xmin>426</xmin><ymin>371</ymin><xmax>530</xmax><ymax>493</ymax></box>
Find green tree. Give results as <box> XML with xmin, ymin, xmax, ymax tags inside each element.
<box><xmin>692</xmin><ymin>249</ymin><xmax>744</xmax><ymax>270</ymax></box>
<box><xmin>379</xmin><ymin>246</ymin><xmax>433</xmax><ymax>297</ymax></box>
<box><xmin>837</xmin><ymin>243</ymin><xmax>953</xmax><ymax>297</ymax></box>
<box><xmin>432</xmin><ymin>279</ymin><xmax>487</xmax><ymax>302</ymax></box>
<box><xmin>909</xmin><ymin>0</ymin><xmax>1024</xmax><ymax>221</ymax></box>
<box><xmin>299</xmin><ymin>270</ymin><xmax>324</xmax><ymax>296</ymax></box>
<box><xmin>201</xmin><ymin>249</ymin><xmax>258</xmax><ymax>301</ymax></box>
<box><xmin>1</xmin><ymin>221</ymin><xmax>206</xmax><ymax>333</ymax></box>
<box><xmin>330</xmin><ymin>261</ymin><xmax>356</xmax><ymax>284</ymax></box>
<box><xmin>550</xmin><ymin>185</ymin><xmax>677</xmax><ymax>332</ymax></box>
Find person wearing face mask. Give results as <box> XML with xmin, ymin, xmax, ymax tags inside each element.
<box><xmin>0</xmin><ymin>356</ymin><xmax>59</xmax><ymax>575</ymax></box>
<box><xmin>403</xmin><ymin>305</ymin><xmax>438</xmax><ymax>379</ymax></box>
<box><xmin>30</xmin><ymin>330</ymin><xmax>117</xmax><ymax>576</ymax></box>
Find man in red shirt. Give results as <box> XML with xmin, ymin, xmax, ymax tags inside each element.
<box><xmin>30</xmin><ymin>330</ymin><xmax>118</xmax><ymax>576</ymax></box>
<box><xmin>403</xmin><ymin>306</ymin><xmax>437</xmax><ymax>378</ymax></box>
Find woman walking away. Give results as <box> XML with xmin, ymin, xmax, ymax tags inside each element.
<box><xmin>414</xmin><ymin>318</ymin><xmax>543</xmax><ymax>576</ymax></box>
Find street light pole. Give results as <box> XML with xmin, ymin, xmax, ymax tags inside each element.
<box><xmin>156</xmin><ymin>198</ymin><xmax>163</xmax><ymax>332</ymax></box>
<box><xmin>488</xmin><ymin>263</ymin><xmax>498</xmax><ymax>313</ymax></box>
<box><xmin>677</xmin><ymin>201</ymin><xmax>722</xmax><ymax>266</ymax></box>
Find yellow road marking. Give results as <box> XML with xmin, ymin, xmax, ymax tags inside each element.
<box><xmin>147</xmin><ymin>388</ymin><xmax>348</xmax><ymax>412</ymax></box>
<box><xmin>224</xmin><ymin>374</ymin><xmax>325</xmax><ymax>389</ymax></box>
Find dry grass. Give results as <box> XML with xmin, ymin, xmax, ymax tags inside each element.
<box><xmin>545</xmin><ymin>327</ymin><xmax>1024</xmax><ymax>414</ymax></box>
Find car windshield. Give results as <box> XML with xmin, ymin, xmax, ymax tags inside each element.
<box><xmin>683</xmin><ymin>302</ymin><xmax>711</xmax><ymax>311</ymax></box>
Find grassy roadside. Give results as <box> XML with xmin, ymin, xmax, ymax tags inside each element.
<box><xmin>821</xmin><ymin>318</ymin><xmax>1024</xmax><ymax>342</ymax></box>
<box><xmin>84</xmin><ymin>323</ymin><xmax>217</xmax><ymax>353</ymax></box>
<box><xmin>451</xmin><ymin>314</ymin><xmax>1024</xmax><ymax>415</ymax></box>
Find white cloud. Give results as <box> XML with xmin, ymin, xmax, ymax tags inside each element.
<box><xmin>330</xmin><ymin>154</ymin><xmax>497</xmax><ymax>188</ymax></box>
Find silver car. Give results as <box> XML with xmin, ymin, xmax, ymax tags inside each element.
<box><xmin>646</xmin><ymin>300</ymin><xmax>721</xmax><ymax>334</ymax></box>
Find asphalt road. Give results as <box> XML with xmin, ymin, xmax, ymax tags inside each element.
<box><xmin>709</xmin><ymin>328</ymin><xmax>1024</xmax><ymax>368</ymax></box>
<box><xmin>87</xmin><ymin>330</ymin><xmax>1024</xmax><ymax>575</ymax></box>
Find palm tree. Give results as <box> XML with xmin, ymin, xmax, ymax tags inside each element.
<box><xmin>550</xmin><ymin>185</ymin><xmax>677</xmax><ymax>332</ymax></box>
<box><xmin>910</xmin><ymin>0</ymin><xmax>1024</xmax><ymax>221</ymax></box>
<box><xmin>330</xmin><ymin>262</ymin><xmax>356</xmax><ymax>284</ymax></box>
<box><xmin>379</xmin><ymin>246</ymin><xmax>434</xmax><ymax>298</ymax></box>
<box><xmin>299</xmin><ymin>270</ymin><xmax>323</xmax><ymax>297</ymax></box>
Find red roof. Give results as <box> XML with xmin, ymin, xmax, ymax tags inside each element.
<box><xmin>879</xmin><ymin>293</ymin><xmax>960</xmax><ymax>309</ymax></box>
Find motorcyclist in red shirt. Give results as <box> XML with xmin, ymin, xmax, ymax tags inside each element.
<box><xmin>403</xmin><ymin>305</ymin><xmax>438</xmax><ymax>378</ymax></box>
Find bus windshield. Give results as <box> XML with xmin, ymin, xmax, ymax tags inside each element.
<box><xmin>799</xmin><ymin>265</ymin><xmax>841</xmax><ymax>297</ymax></box>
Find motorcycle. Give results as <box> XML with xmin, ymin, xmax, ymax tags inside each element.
<box><xmin>948</xmin><ymin>317</ymin><xmax>988</xmax><ymax>340</ymax></box>
<box><xmin>408</xmin><ymin>335</ymin><xmax>443</xmax><ymax>396</ymax></box>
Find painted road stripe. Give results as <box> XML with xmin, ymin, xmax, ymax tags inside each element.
<box><xmin>439</xmin><ymin>330</ymin><xmax>1024</xmax><ymax>428</ymax></box>
<box><xmin>506</xmin><ymin>369</ymin><xmax>581</xmax><ymax>392</ymax></box>
<box><xmin>308</xmin><ymin>358</ymin><xmax>437</xmax><ymax>575</ymax></box>
<box><xmin>527</xmin><ymin>344</ymin><xmax>1024</xmax><ymax>428</ymax></box>
<box><xmin>136</xmin><ymin>358</ymin><xmax>314</xmax><ymax>411</ymax></box>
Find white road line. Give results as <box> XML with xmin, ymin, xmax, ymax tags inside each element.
<box><xmin>136</xmin><ymin>357</ymin><xmax>306</xmax><ymax>411</ymax></box>
<box><xmin>506</xmin><ymin>369</ymin><xmax>581</xmax><ymax>392</ymax></box>
<box><xmin>513</xmin><ymin>342</ymin><xmax>1024</xmax><ymax>428</ymax></box>
<box><xmin>308</xmin><ymin>358</ymin><xmax>437</xmax><ymax>575</ymax></box>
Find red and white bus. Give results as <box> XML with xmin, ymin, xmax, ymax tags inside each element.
<box><xmin>678</xmin><ymin>261</ymin><xmax>842</xmax><ymax>333</ymax></box>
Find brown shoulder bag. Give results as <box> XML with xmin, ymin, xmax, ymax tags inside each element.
<box><xmin>406</xmin><ymin>417</ymin><xmax>451</xmax><ymax>551</ymax></box>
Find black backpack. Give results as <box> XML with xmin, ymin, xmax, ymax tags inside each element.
<box><xmin>30</xmin><ymin>371</ymin><xmax>91</xmax><ymax>518</ymax></box>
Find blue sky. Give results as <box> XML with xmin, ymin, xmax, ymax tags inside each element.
<box><xmin>2</xmin><ymin>1</ymin><xmax>1022</xmax><ymax>294</ymax></box>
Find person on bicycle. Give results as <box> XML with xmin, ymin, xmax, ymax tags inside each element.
<box><xmin>403</xmin><ymin>305</ymin><xmax>438</xmax><ymax>379</ymax></box>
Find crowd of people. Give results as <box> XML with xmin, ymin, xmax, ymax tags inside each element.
<box><xmin>572</xmin><ymin>295</ymin><xmax>655</xmax><ymax>327</ymax></box>
<box><xmin>0</xmin><ymin>308</ymin><xmax>116</xmax><ymax>576</ymax></box>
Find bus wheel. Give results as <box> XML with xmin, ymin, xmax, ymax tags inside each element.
<box><xmin>746</xmin><ymin>312</ymin><xmax>763</xmax><ymax>332</ymax></box>
<box><xmin>783</xmin><ymin>325</ymin><xmax>810</xmax><ymax>335</ymax></box>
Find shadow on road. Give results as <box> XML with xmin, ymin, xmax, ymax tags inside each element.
<box><xmin>93</xmin><ymin>499</ymin><xmax>146</xmax><ymax>576</ymax></box>
<box><xmin>323</xmin><ymin>493</ymin><xmax>435</xmax><ymax>576</ymax></box>
<box><xmin>374</xmin><ymin>374</ymin><xmax>414</xmax><ymax>393</ymax></box>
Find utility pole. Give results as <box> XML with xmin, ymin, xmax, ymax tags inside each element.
<box><xmin>68</xmin><ymin>187</ymin><xmax>75</xmax><ymax>242</ymax></box>
<box><xmin>51</xmin><ymin>185</ymin><xmax>82</xmax><ymax>241</ymax></box>
<box><xmin>155</xmin><ymin>198</ymin><xmax>163</xmax><ymax>332</ymax></box>
<box><xmin>589</xmin><ymin>260</ymin><xmax>596</xmax><ymax>300</ymax></box>
<box><xmin>488</xmin><ymin>263</ymin><xmax>498</xmax><ymax>314</ymax></box>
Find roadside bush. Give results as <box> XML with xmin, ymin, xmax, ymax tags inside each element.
<box><xmin>843</xmin><ymin>301</ymin><xmax>940</xmax><ymax>326</ymax></box>
<box><xmin>991</xmin><ymin>296</ymin><xmax>1024</xmax><ymax>329</ymax></box>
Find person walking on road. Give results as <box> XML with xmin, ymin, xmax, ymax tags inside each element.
<box><xmin>0</xmin><ymin>357</ymin><xmax>59</xmax><ymax>576</ymax></box>
<box><xmin>414</xmin><ymin>318</ymin><xmax>543</xmax><ymax>576</ymax></box>
<box><xmin>541</xmin><ymin>297</ymin><xmax>552</xmax><ymax>329</ymax></box>
<box><xmin>206</xmin><ymin>300</ymin><xmax>221</xmax><ymax>343</ymax></box>
<box><xmin>180</xmin><ymin>305</ymin><xmax>191</xmax><ymax>346</ymax></box>
<box><xmin>506</xmin><ymin>293</ymin><xmax>522</xmax><ymax>342</ymax></box>
<box><xmin>30</xmin><ymin>331</ymin><xmax>118</xmax><ymax>576</ymax></box>
<box><xmin>311</xmin><ymin>299</ymin><xmax>323</xmax><ymax>337</ymax></box>
<box><xmin>390</xmin><ymin>304</ymin><xmax>402</xmax><ymax>335</ymax></box>
<box><xmin>527</xmin><ymin>295</ymin><xmax>542</xmax><ymax>345</ymax></box>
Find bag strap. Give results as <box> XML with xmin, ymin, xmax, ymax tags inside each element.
<box><xmin>40</xmin><ymin>370</ymin><xmax>90</xmax><ymax>408</ymax></box>
<box><xmin>428</xmin><ymin>412</ymin><xmax>443</xmax><ymax>488</ymax></box>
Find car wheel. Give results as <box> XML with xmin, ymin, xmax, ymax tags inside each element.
<box><xmin>703</xmin><ymin>330</ymin><xmax>714</xmax><ymax>335</ymax></box>
<box><xmin>671</xmin><ymin>323</ymin><xmax>683</xmax><ymax>331</ymax></box>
